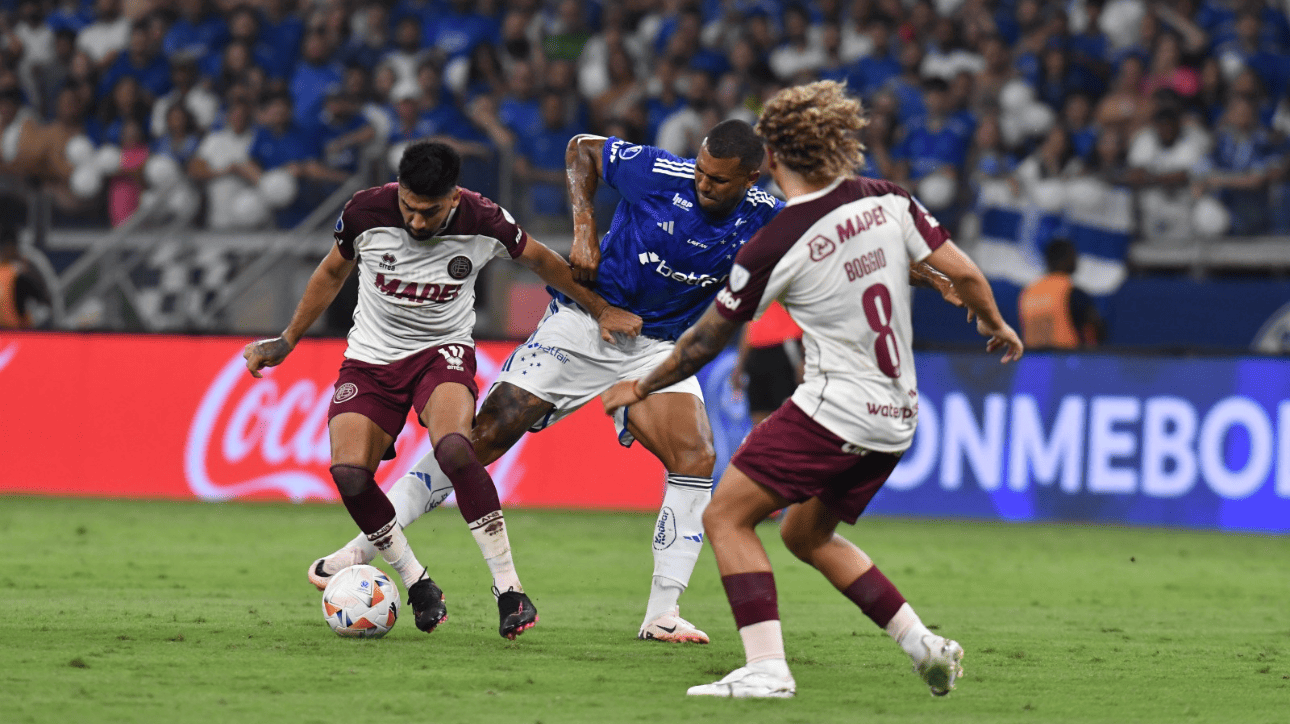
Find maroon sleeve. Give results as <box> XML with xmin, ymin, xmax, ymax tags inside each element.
<box><xmin>333</xmin><ymin>183</ymin><xmax>401</xmax><ymax>260</ymax></box>
<box><xmin>714</xmin><ymin>204</ymin><xmax>816</xmax><ymax>323</ymax></box>
<box><xmin>453</xmin><ymin>189</ymin><xmax>529</xmax><ymax>259</ymax></box>
<box><xmin>905</xmin><ymin>191</ymin><xmax>950</xmax><ymax>252</ymax></box>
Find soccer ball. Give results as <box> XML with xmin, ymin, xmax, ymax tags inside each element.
<box><xmin>321</xmin><ymin>565</ymin><xmax>400</xmax><ymax>638</ymax></box>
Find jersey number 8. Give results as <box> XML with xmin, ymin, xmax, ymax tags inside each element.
<box><xmin>862</xmin><ymin>283</ymin><xmax>901</xmax><ymax>378</ymax></box>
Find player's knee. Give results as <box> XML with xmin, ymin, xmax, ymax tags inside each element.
<box><xmin>668</xmin><ymin>438</ymin><xmax>716</xmax><ymax>477</ymax></box>
<box><xmin>701</xmin><ymin>500</ymin><xmax>732</xmax><ymax>540</ymax></box>
<box><xmin>330</xmin><ymin>464</ymin><xmax>374</xmax><ymax>497</ymax></box>
<box><xmin>433</xmin><ymin>432</ymin><xmax>476</xmax><ymax>474</ymax></box>
<box><xmin>779</xmin><ymin>521</ymin><xmax>825</xmax><ymax>563</ymax></box>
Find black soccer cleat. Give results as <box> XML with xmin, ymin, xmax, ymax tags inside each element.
<box><xmin>497</xmin><ymin>589</ymin><xmax>539</xmax><ymax>640</ymax></box>
<box><xmin>408</xmin><ymin>574</ymin><xmax>448</xmax><ymax>633</ymax></box>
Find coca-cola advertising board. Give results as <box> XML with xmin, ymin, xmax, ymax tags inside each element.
<box><xmin>0</xmin><ymin>332</ymin><xmax>665</xmax><ymax>509</ymax></box>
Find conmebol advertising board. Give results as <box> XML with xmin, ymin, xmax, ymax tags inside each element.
<box><xmin>2</xmin><ymin>333</ymin><xmax>1286</xmax><ymax>532</ymax></box>
<box><xmin>861</xmin><ymin>354</ymin><xmax>1290</xmax><ymax>533</ymax></box>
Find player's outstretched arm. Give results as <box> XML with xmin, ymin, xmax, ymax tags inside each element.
<box><xmin>909</xmin><ymin>260</ymin><xmax>966</xmax><ymax>313</ymax></box>
<box><xmin>602</xmin><ymin>304</ymin><xmax>740</xmax><ymax>413</ymax></box>
<box><xmin>243</xmin><ymin>244</ymin><xmax>355</xmax><ymax>378</ymax></box>
<box><xmin>565</xmin><ymin>133</ymin><xmax>607</xmax><ymax>283</ymax></box>
<box><xmin>924</xmin><ymin>241</ymin><xmax>1023</xmax><ymax>363</ymax></box>
<box><xmin>515</xmin><ymin>237</ymin><xmax>642</xmax><ymax>341</ymax></box>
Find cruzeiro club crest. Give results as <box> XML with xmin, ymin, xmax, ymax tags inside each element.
<box><xmin>447</xmin><ymin>255</ymin><xmax>473</xmax><ymax>280</ymax></box>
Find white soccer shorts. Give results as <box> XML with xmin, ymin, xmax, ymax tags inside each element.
<box><xmin>491</xmin><ymin>300</ymin><xmax>703</xmax><ymax>446</ymax></box>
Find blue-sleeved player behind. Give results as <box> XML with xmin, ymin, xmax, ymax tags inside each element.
<box><xmin>309</xmin><ymin>120</ymin><xmax>782</xmax><ymax>643</ymax></box>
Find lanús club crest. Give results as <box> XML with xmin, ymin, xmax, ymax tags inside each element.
<box><xmin>447</xmin><ymin>256</ymin><xmax>473</xmax><ymax>280</ymax></box>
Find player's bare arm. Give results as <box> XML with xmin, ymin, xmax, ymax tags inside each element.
<box><xmin>909</xmin><ymin>261</ymin><xmax>965</xmax><ymax>311</ymax></box>
<box><xmin>925</xmin><ymin>240</ymin><xmax>1024</xmax><ymax>363</ymax></box>
<box><xmin>602</xmin><ymin>305</ymin><xmax>740</xmax><ymax>413</ymax></box>
<box><xmin>565</xmin><ymin>134</ymin><xmax>607</xmax><ymax>283</ymax></box>
<box><xmin>515</xmin><ymin>236</ymin><xmax>642</xmax><ymax>341</ymax></box>
<box><xmin>243</xmin><ymin>244</ymin><xmax>355</xmax><ymax>378</ymax></box>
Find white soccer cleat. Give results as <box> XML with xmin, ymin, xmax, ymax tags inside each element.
<box><xmin>638</xmin><ymin>608</ymin><xmax>710</xmax><ymax>644</ymax></box>
<box><xmin>307</xmin><ymin>546</ymin><xmax>368</xmax><ymax>591</ymax></box>
<box><xmin>686</xmin><ymin>666</ymin><xmax>796</xmax><ymax>698</ymax></box>
<box><xmin>914</xmin><ymin>634</ymin><xmax>964</xmax><ymax>696</ymax></box>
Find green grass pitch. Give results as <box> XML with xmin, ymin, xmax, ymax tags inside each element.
<box><xmin>1</xmin><ymin>496</ymin><xmax>1286</xmax><ymax>723</ymax></box>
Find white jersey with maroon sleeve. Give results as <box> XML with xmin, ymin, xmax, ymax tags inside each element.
<box><xmin>333</xmin><ymin>183</ymin><xmax>528</xmax><ymax>365</ymax></box>
<box><xmin>714</xmin><ymin>176</ymin><xmax>949</xmax><ymax>452</ymax></box>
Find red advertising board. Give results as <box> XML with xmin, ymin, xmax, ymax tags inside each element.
<box><xmin>0</xmin><ymin>332</ymin><xmax>665</xmax><ymax>510</ymax></box>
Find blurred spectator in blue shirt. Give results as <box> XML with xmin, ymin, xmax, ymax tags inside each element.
<box><xmin>248</xmin><ymin>93</ymin><xmax>318</xmax><ymax>176</ymax></box>
<box><xmin>98</xmin><ymin>21</ymin><xmax>171</xmax><ymax>102</ymax></box>
<box><xmin>1196</xmin><ymin>94</ymin><xmax>1273</xmax><ymax>236</ymax></box>
<box><xmin>290</xmin><ymin>31</ymin><xmax>343</xmax><ymax>128</ymax></box>
<box><xmin>847</xmin><ymin>17</ymin><xmax>900</xmax><ymax>99</ymax></box>
<box><xmin>514</xmin><ymin>91</ymin><xmax>579</xmax><ymax>216</ymax></box>
<box><xmin>887</xmin><ymin>40</ymin><xmax>927</xmax><ymax>124</ymax></box>
<box><xmin>257</xmin><ymin>0</ymin><xmax>304</xmax><ymax>81</ymax></box>
<box><xmin>428</xmin><ymin>0</ymin><xmax>500</xmax><ymax>62</ymax></box>
<box><xmin>164</xmin><ymin>0</ymin><xmax>228</xmax><ymax>63</ymax></box>
<box><xmin>497</xmin><ymin>59</ymin><xmax>542</xmax><ymax>140</ymax></box>
<box><xmin>316</xmin><ymin>90</ymin><xmax>375</xmax><ymax>177</ymax></box>
<box><xmin>892</xmin><ymin>77</ymin><xmax>971</xmax><ymax>183</ymax></box>
<box><xmin>1063</xmin><ymin>92</ymin><xmax>1099</xmax><ymax>159</ymax></box>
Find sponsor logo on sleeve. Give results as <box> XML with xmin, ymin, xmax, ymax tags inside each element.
<box><xmin>716</xmin><ymin>287</ymin><xmax>741</xmax><ymax>311</ymax></box>
<box><xmin>334</xmin><ymin>215</ymin><xmax>344</xmax><ymax>233</ymax></box>
<box><xmin>729</xmin><ymin>264</ymin><xmax>750</xmax><ymax>292</ymax></box>
<box><xmin>619</xmin><ymin>144</ymin><xmax>643</xmax><ymax>160</ymax></box>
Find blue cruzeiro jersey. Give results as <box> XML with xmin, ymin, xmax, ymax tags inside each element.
<box><xmin>552</xmin><ymin>137</ymin><xmax>783</xmax><ymax>341</ymax></box>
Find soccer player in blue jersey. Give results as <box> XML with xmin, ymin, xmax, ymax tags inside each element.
<box><xmin>310</xmin><ymin>120</ymin><xmax>782</xmax><ymax>643</ymax></box>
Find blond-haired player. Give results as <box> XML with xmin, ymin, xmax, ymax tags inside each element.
<box><xmin>604</xmin><ymin>81</ymin><xmax>1023</xmax><ymax>698</ymax></box>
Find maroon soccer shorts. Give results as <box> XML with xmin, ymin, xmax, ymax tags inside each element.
<box><xmin>730</xmin><ymin>400</ymin><xmax>902</xmax><ymax>524</ymax></box>
<box><xmin>327</xmin><ymin>343</ymin><xmax>479</xmax><ymax>442</ymax></box>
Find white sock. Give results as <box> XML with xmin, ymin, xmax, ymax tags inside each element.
<box><xmin>886</xmin><ymin>602</ymin><xmax>934</xmax><ymax>661</ymax></box>
<box><xmin>367</xmin><ymin>519</ymin><xmax>426</xmax><ymax>589</ymax></box>
<box><xmin>740</xmin><ymin>619</ymin><xmax>788</xmax><ymax>668</ymax></box>
<box><xmin>643</xmin><ymin>475</ymin><xmax>712</xmax><ymax>624</ymax></box>
<box><xmin>468</xmin><ymin>511</ymin><xmax>523</xmax><ymax>595</ymax></box>
<box><xmin>346</xmin><ymin>454</ymin><xmax>456</xmax><ymax>562</ymax></box>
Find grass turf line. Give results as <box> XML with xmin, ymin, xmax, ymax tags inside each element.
<box><xmin>0</xmin><ymin>497</ymin><xmax>1286</xmax><ymax>723</ymax></box>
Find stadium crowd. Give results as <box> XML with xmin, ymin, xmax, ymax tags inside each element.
<box><xmin>2</xmin><ymin>0</ymin><xmax>1290</xmax><ymax>241</ymax></box>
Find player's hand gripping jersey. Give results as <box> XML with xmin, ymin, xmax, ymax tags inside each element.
<box><xmin>714</xmin><ymin>177</ymin><xmax>950</xmax><ymax>452</ymax></box>
<box><xmin>334</xmin><ymin>183</ymin><xmax>527</xmax><ymax>364</ymax></box>
<box><xmin>550</xmin><ymin>137</ymin><xmax>782</xmax><ymax>340</ymax></box>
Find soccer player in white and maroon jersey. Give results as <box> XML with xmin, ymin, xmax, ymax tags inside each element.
<box><xmin>243</xmin><ymin>141</ymin><xmax>641</xmax><ymax>639</ymax></box>
<box><xmin>603</xmin><ymin>81</ymin><xmax>1024</xmax><ymax>698</ymax></box>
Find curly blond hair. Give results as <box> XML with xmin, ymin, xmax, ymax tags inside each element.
<box><xmin>755</xmin><ymin>81</ymin><xmax>868</xmax><ymax>183</ymax></box>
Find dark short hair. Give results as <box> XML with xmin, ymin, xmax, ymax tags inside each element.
<box><xmin>702</xmin><ymin>119</ymin><xmax>765</xmax><ymax>171</ymax></box>
<box><xmin>398</xmin><ymin>141</ymin><xmax>461</xmax><ymax>198</ymax></box>
<box><xmin>922</xmin><ymin>77</ymin><xmax>951</xmax><ymax>94</ymax></box>
<box><xmin>1044</xmin><ymin>238</ymin><xmax>1077</xmax><ymax>274</ymax></box>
